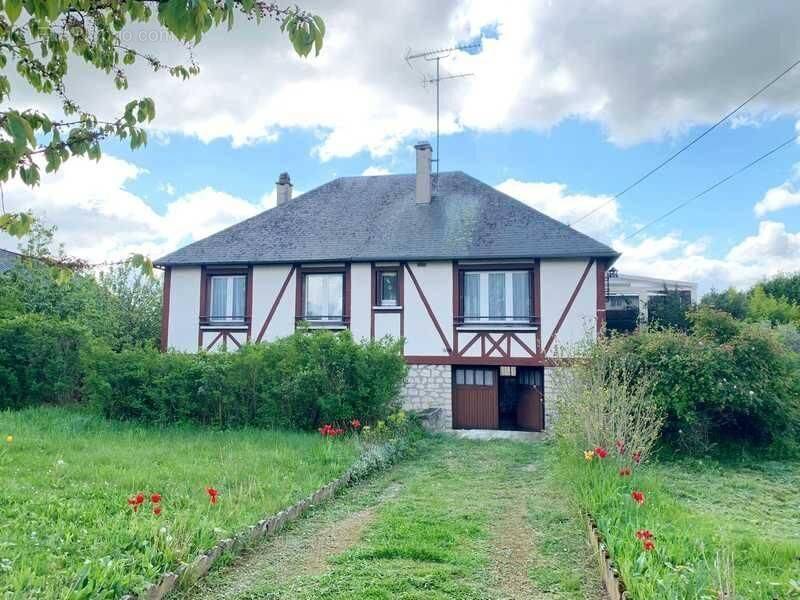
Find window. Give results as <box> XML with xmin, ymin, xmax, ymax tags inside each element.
<box><xmin>209</xmin><ymin>275</ymin><xmax>246</xmax><ymax>322</ymax></box>
<box><xmin>454</xmin><ymin>368</ymin><xmax>494</xmax><ymax>386</ymax></box>
<box><xmin>606</xmin><ymin>294</ymin><xmax>639</xmax><ymax>310</ymax></box>
<box><xmin>376</xmin><ymin>269</ymin><xmax>399</xmax><ymax>306</ymax></box>
<box><xmin>462</xmin><ymin>270</ymin><xmax>531</xmax><ymax>322</ymax></box>
<box><xmin>518</xmin><ymin>369</ymin><xmax>542</xmax><ymax>387</ymax></box>
<box><xmin>304</xmin><ymin>273</ymin><xmax>344</xmax><ymax>321</ymax></box>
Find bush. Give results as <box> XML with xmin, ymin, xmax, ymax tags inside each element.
<box><xmin>596</xmin><ymin>308</ymin><xmax>800</xmax><ymax>454</ymax></box>
<box><xmin>86</xmin><ymin>330</ymin><xmax>407</xmax><ymax>430</ymax></box>
<box><xmin>0</xmin><ymin>315</ymin><xmax>92</xmax><ymax>409</ymax></box>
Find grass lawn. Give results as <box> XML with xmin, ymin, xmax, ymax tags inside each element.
<box><xmin>0</xmin><ymin>407</ymin><xmax>359</xmax><ymax>599</ymax></box>
<box><xmin>561</xmin><ymin>449</ymin><xmax>800</xmax><ymax>599</ymax></box>
<box><xmin>181</xmin><ymin>437</ymin><xmax>603</xmax><ymax>600</ymax></box>
<box><xmin>652</xmin><ymin>457</ymin><xmax>800</xmax><ymax>598</ymax></box>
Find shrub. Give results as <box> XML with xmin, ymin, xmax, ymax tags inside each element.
<box><xmin>596</xmin><ymin>309</ymin><xmax>800</xmax><ymax>454</ymax></box>
<box><xmin>553</xmin><ymin>362</ymin><xmax>664</xmax><ymax>464</ymax></box>
<box><xmin>0</xmin><ymin>315</ymin><xmax>92</xmax><ymax>409</ymax></box>
<box><xmin>87</xmin><ymin>330</ymin><xmax>407</xmax><ymax>430</ymax></box>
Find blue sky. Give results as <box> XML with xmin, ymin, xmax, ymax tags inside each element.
<box><xmin>6</xmin><ymin>1</ymin><xmax>800</xmax><ymax>293</ymax></box>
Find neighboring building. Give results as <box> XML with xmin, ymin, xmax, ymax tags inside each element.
<box><xmin>0</xmin><ymin>248</ymin><xmax>22</xmax><ymax>274</ymax></box>
<box><xmin>605</xmin><ymin>269</ymin><xmax>697</xmax><ymax>331</ymax></box>
<box><xmin>155</xmin><ymin>142</ymin><xmax>619</xmax><ymax>432</ymax></box>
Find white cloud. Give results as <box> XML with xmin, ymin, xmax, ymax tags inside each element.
<box><xmin>754</xmin><ymin>176</ymin><xmax>800</xmax><ymax>216</ymax></box>
<box><xmin>159</xmin><ymin>182</ymin><xmax>176</xmax><ymax>196</ymax></box>
<box><xmin>495</xmin><ymin>179</ymin><xmax>619</xmax><ymax>238</ymax></box>
<box><xmin>614</xmin><ymin>221</ymin><xmax>800</xmax><ymax>293</ymax></box>
<box><xmin>0</xmin><ymin>155</ymin><xmax>269</xmax><ymax>263</ymax></box>
<box><xmin>361</xmin><ymin>166</ymin><xmax>392</xmax><ymax>176</ymax></box>
<box><xmin>16</xmin><ymin>0</ymin><xmax>800</xmax><ymax>160</ymax></box>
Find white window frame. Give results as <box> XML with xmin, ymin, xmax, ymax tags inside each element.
<box><xmin>378</xmin><ymin>270</ymin><xmax>399</xmax><ymax>307</ymax></box>
<box><xmin>209</xmin><ymin>274</ymin><xmax>246</xmax><ymax>322</ymax></box>
<box><xmin>463</xmin><ymin>270</ymin><xmax>531</xmax><ymax>324</ymax></box>
<box><xmin>303</xmin><ymin>272</ymin><xmax>344</xmax><ymax>322</ymax></box>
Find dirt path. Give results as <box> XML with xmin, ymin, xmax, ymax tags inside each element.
<box><xmin>174</xmin><ymin>438</ymin><xmax>602</xmax><ymax>600</ymax></box>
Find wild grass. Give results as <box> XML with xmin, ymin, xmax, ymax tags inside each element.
<box><xmin>0</xmin><ymin>406</ymin><xmax>359</xmax><ymax>599</ymax></box>
<box><xmin>558</xmin><ymin>450</ymin><xmax>800</xmax><ymax>599</ymax></box>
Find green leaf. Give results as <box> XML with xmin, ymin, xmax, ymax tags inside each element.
<box><xmin>4</xmin><ymin>112</ymin><xmax>36</xmax><ymax>151</ymax></box>
<box><xmin>5</xmin><ymin>0</ymin><xmax>22</xmax><ymax>24</ymax></box>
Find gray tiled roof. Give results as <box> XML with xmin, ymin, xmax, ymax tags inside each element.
<box><xmin>0</xmin><ymin>248</ymin><xmax>21</xmax><ymax>274</ymax></box>
<box><xmin>155</xmin><ymin>171</ymin><xmax>618</xmax><ymax>266</ymax></box>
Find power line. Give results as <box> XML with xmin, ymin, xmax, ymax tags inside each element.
<box><xmin>570</xmin><ymin>56</ymin><xmax>800</xmax><ymax>227</ymax></box>
<box><xmin>622</xmin><ymin>132</ymin><xmax>799</xmax><ymax>241</ymax></box>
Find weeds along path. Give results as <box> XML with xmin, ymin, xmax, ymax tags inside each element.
<box><xmin>175</xmin><ymin>437</ymin><xmax>603</xmax><ymax>600</ymax></box>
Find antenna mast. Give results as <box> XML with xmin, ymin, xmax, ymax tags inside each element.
<box><xmin>405</xmin><ymin>42</ymin><xmax>479</xmax><ymax>188</ymax></box>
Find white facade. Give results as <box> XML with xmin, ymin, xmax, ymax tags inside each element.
<box><xmin>162</xmin><ymin>257</ymin><xmax>607</xmax><ymax>430</ymax></box>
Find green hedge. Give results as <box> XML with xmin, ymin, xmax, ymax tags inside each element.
<box><xmin>86</xmin><ymin>330</ymin><xmax>407</xmax><ymax>429</ymax></box>
<box><xmin>595</xmin><ymin>308</ymin><xmax>800</xmax><ymax>454</ymax></box>
<box><xmin>0</xmin><ymin>315</ymin><xmax>92</xmax><ymax>409</ymax></box>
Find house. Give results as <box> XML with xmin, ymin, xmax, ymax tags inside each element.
<box><xmin>0</xmin><ymin>248</ymin><xmax>22</xmax><ymax>274</ymax></box>
<box><xmin>155</xmin><ymin>142</ymin><xmax>619</xmax><ymax>431</ymax></box>
<box><xmin>605</xmin><ymin>269</ymin><xmax>697</xmax><ymax>332</ymax></box>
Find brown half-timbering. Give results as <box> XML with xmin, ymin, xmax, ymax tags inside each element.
<box><xmin>404</xmin><ymin>263</ymin><xmax>452</xmax><ymax>354</ymax></box>
<box><xmin>452</xmin><ymin>262</ymin><xmax>460</xmax><ymax>354</ymax></box>
<box><xmin>255</xmin><ymin>265</ymin><xmax>297</xmax><ymax>342</ymax></box>
<box><xmin>405</xmin><ymin>355</ymin><xmax>578</xmax><ymax>367</ymax></box>
<box><xmin>533</xmin><ymin>258</ymin><xmax>542</xmax><ymax>353</ymax></box>
<box><xmin>204</xmin><ymin>330</ymin><xmax>243</xmax><ymax>352</ymax></box>
<box><xmin>198</xmin><ymin>266</ymin><xmax>252</xmax><ymax>350</ymax></box>
<box><xmin>295</xmin><ymin>264</ymin><xmax>350</xmax><ymax>327</ymax></box>
<box><xmin>198</xmin><ymin>265</ymin><xmax>207</xmax><ymax>349</ymax></box>
<box><xmin>160</xmin><ymin>267</ymin><xmax>171</xmax><ymax>352</ymax></box>
<box><xmin>246</xmin><ymin>265</ymin><xmax>254</xmax><ymax>340</ymax></box>
<box><xmin>544</xmin><ymin>258</ymin><xmax>595</xmax><ymax>355</ymax></box>
<box><xmin>596</xmin><ymin>258</ymin><xmax>607</xmax><ymax>335</ymax></box>
<box><xmin>455</xmin><ymin>331</ymin><xmax>537</xmax><ymax>359</ymax></box>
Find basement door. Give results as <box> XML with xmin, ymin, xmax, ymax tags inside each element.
<box><xmin>452</xmin><ymin>367</ymin><xmax>499</xmax><ymax>429</ymax></box>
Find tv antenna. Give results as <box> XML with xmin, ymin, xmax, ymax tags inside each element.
<box><xmin>405</xmin><ymin>42</ymin><xmax>480</xmax><ymax>187</ymax></box>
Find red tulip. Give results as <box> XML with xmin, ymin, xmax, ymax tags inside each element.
<box><xmin>594</xmin><ymin>447</ymin><xmax>608</xmax><ymax>459</ymax></box>
<box><xmin>643</xmin><ymin>539</ymin><xmax>655</xmax><ymax>551</ymax></box>
<box><xmin>206</xmin><ymin>487</ymin><xmax>219</xmax><ymax>504</ymax></box>
<box><xmin>635</xmin><ymin>529</ymin><xmax>653</xmax><ymax>540</ymax></box>
<box><xmin>153</xmin><ymin>506</ymin><xmax>162</xmax><ymax>516</ymax></box>
<box><xmin>135</xmin><ymin>493</ymin><xmax>145</xmax><ymax>505</ymax></box>
<box><xmin>632</xmin><ymin>451</ymin><xmax>642</xmax><ymax>464</ymax></box>
<box><xmin>615</xmin><ymin>439</ymin><xmax>626</xmax><ymax>454</ymax></box>
<box><xmin>151</xmin><ymin>493</ymin><xmax>161</xmax><ymax>504</ymax></box>
<box><xmin>351</xmin><ymin>419</ymin><xmax>362</xmax><ymax>429</ymax></box>
<box><xmin>631</xmin><ymin>491</ymin><xmax>645</xmax><ymax>505</ymax></box>
<box><xmin>619</xmin><ymin>467</ymin><xmax>632</xmax><ymax>477</ymax></box>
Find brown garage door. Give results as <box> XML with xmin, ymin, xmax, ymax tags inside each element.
<box><xmin>453</xmin><ymin>367</ymin><xmax>498</xmax><ymax>429</ymax></box>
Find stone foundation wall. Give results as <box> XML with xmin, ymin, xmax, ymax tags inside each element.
<box><xmin>544</xmin><ymin>366</ymin><xmax>574</xmax><ymax>430</ymax></box>
<box><xmin>399</xmin><ymin>364</ymin><xmax>452</xmax><ymax>429</ymax></box>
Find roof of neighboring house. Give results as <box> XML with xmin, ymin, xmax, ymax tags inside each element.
<box><xmin>155</xmin><ymin>171</ymin><xmax>619</xmax><ymax>266</ymax></box>
<box><xmin>0</xmin><ymin>248</ymin><xmax>21</xmax><ymax>274</ymax></box>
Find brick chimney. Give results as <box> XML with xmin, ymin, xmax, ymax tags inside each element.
<box><xmin>414</xmin><ymin>141</ymin><xmax>432</xmax><ymax>204</ymax></box>
<box><xmin>276</xmin><ymin>172</ymin><xmax>293</xmax><ymax>205</ymax></box>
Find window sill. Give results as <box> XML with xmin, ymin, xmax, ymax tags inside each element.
<box><xmin>373</xmin><ymin>305</ymin><xmax>403</xmax><ymax>311</ymax></box>
<box><xmin>201</xmin><ymin>322</ymin><xmax>248</xmax><ymax>330</ymax></box>
<box><xmin>302</xmin><ymin>322</ymin><xmax>349</xmax><ymax>330</ymax></box>
<box><xmin>457</xmin><ymin>323</ymin><xmax>537</xmax><ymax>332</ymax></box>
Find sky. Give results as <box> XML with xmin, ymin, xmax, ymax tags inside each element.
<box><xmin>5</xmin><ymin>0</ymin><xmax>800</xmax><ymax>294</ymax></box>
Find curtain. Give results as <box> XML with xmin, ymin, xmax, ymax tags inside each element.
<box><xmin>231</xmin><ymin>276</ymin><xmax>246</xmax><ymax>318</ymax></box>
<box><xmin>305</xmin><ymin>274</ymin><xmax>343</xmax><ymax>320</ymax></box>
<box><xmin>512</xmin><ymin>272</ymin><xmax>530</xmax><ymax>321</ymax></box>
<box><xmin>463</xmin><ymin>273</ymin><xmax>480</xmax><ymax>320</ymax></box>
<box><xmin>211</xmin><ymin>277</ymin><xmax>227</xmax><ymax>318</ymax></box>
<box><xmin>488</xmin><ymin>273</ymin><xmax>505</xmax><ymax>319</ymax></box>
